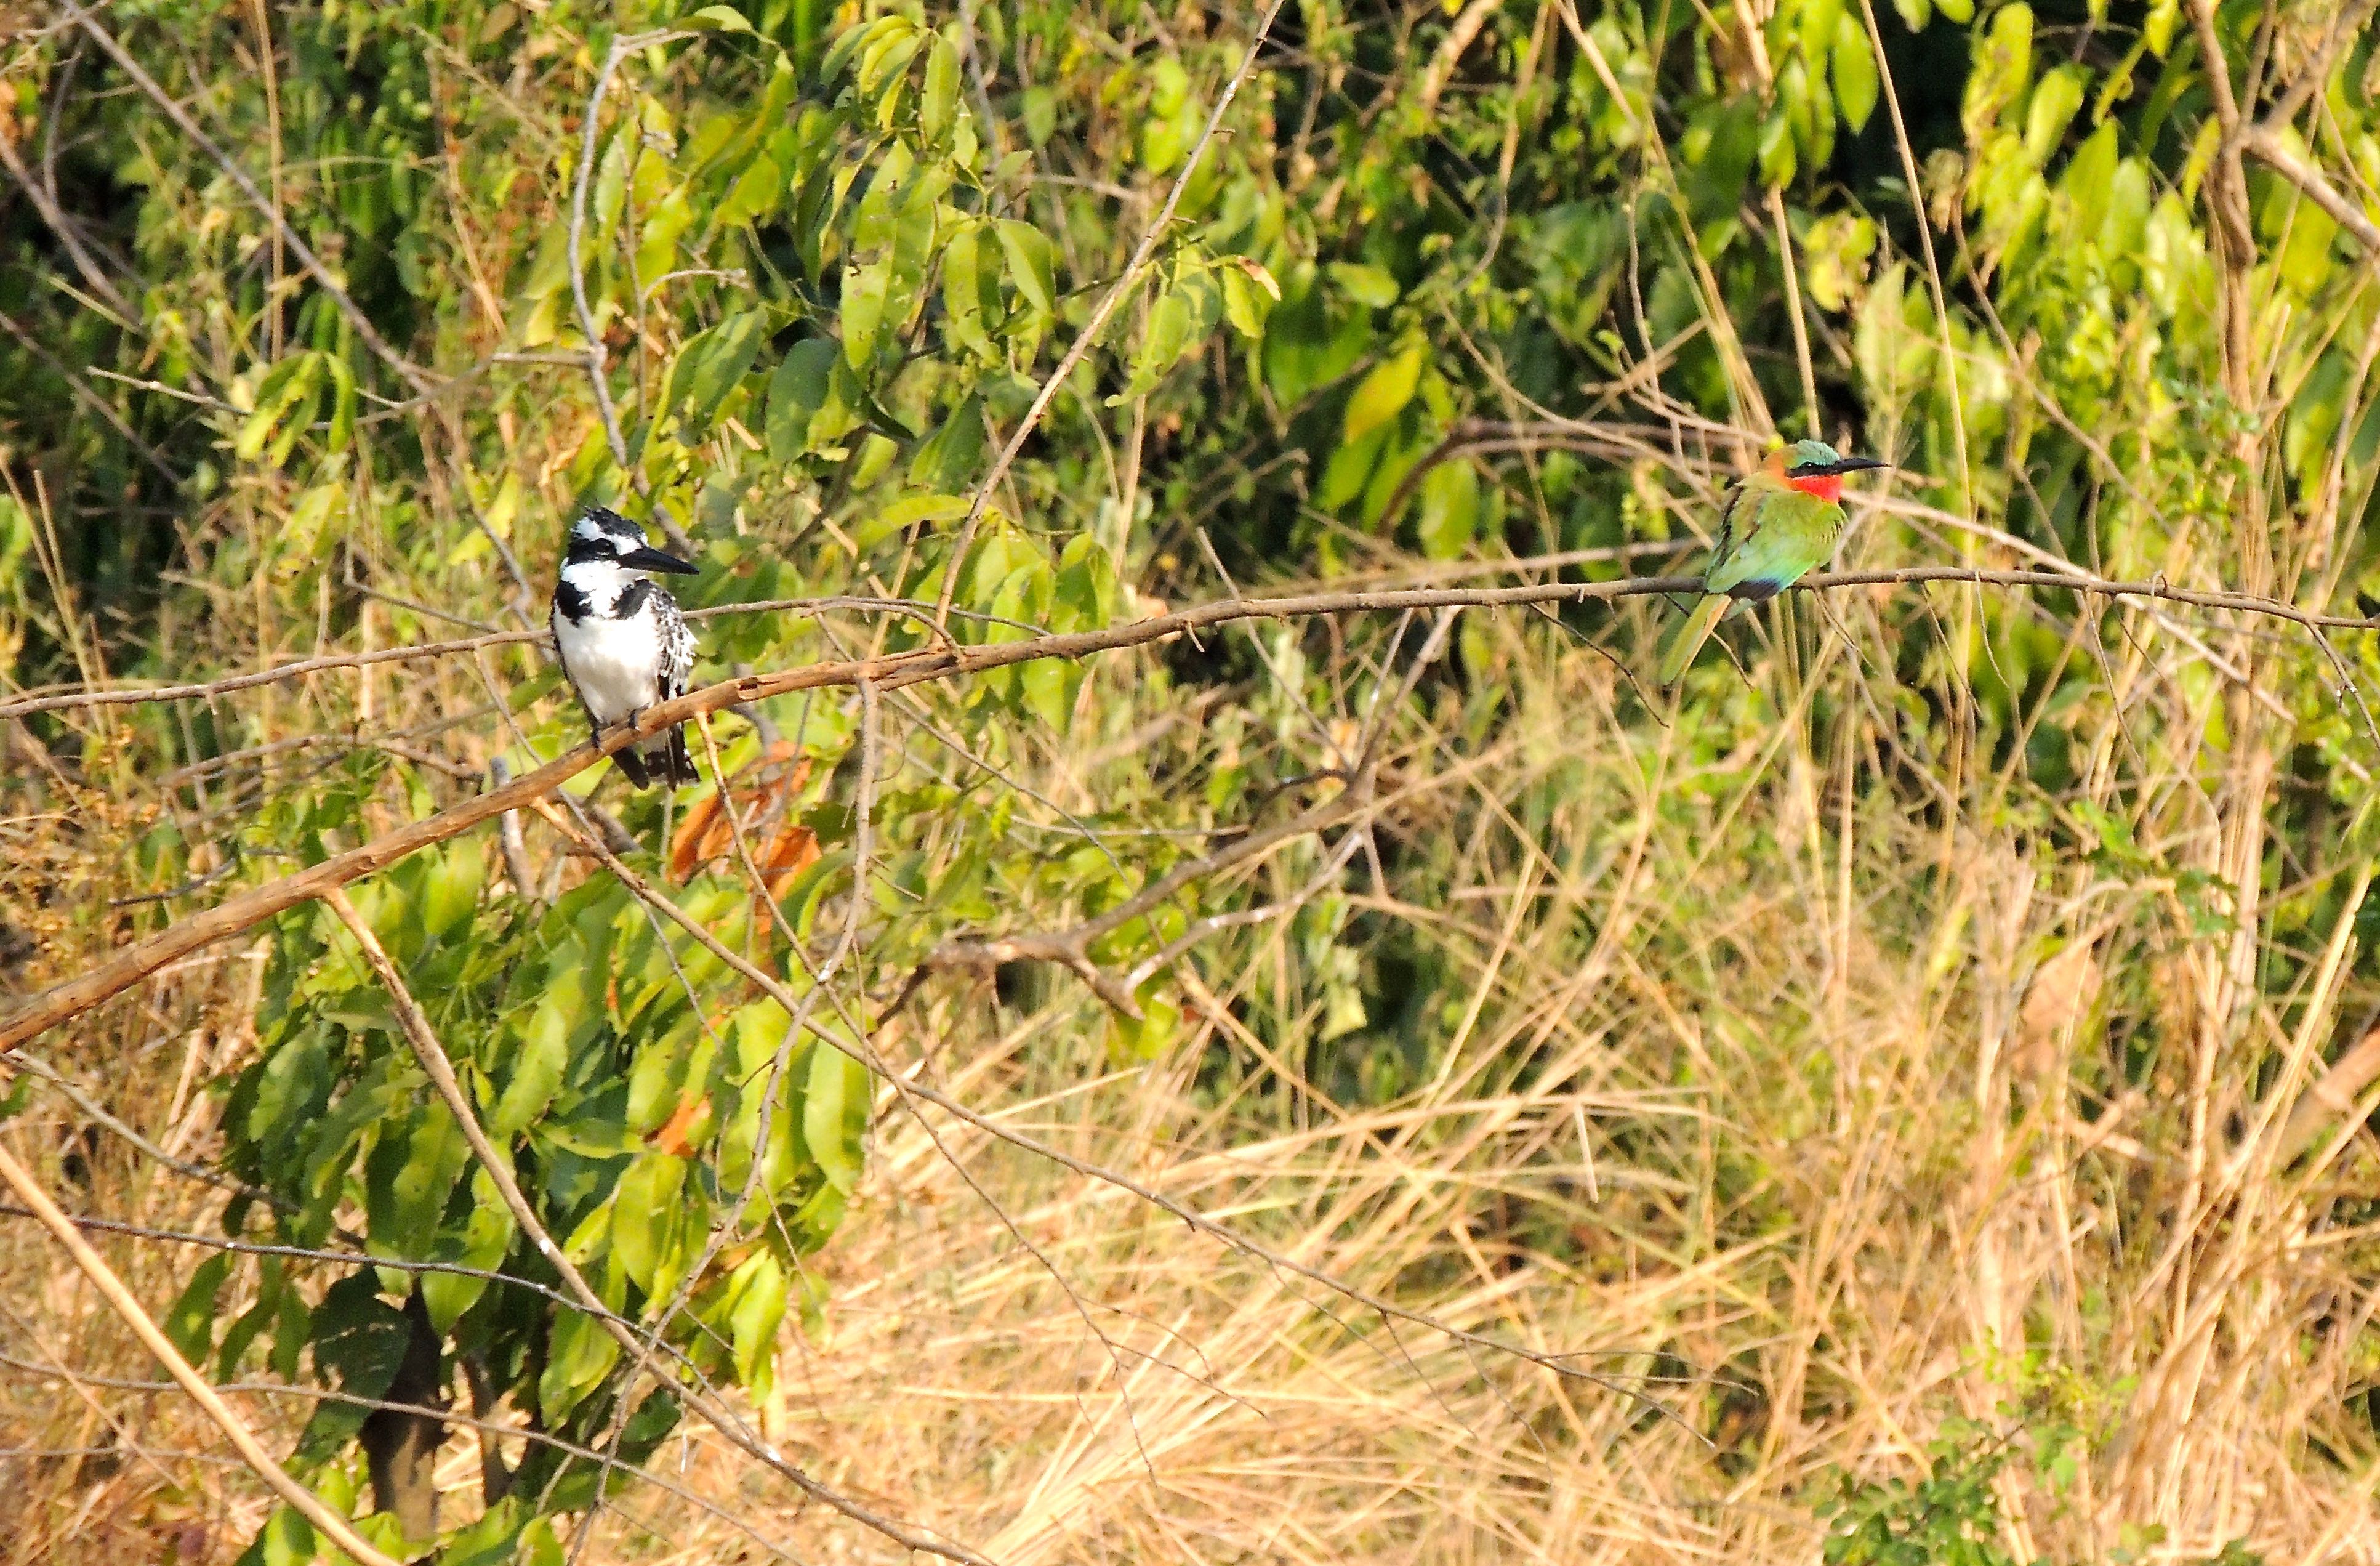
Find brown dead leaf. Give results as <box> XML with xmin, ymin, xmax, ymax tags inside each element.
<box><xmin>669</xmin><ymin>751</ymin><xmax>815</xmax><ymax>882</ymax></box>
<box><xmin>668</xmin><ymin>789</ymin><xmax>727</xmax><ymax>882</ymax></box>
<box><xmin>648</xmin><ymin>1094</ymin><xmax>710</xmax><ymax>1156</ymax></box>
<box><xmin>760</xmin><ymin>825</ymin><xmax>821</xmax><ymax>900</ymax></box>
<box><xmin>2014</xmin><ymin>940</ymin><xmax>2102</xmax><ymax>1084</ymax></box>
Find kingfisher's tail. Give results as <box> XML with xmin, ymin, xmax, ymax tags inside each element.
<box><xmin>659</xmin><ymin>724</ymin><xmax>699</xmax><ymax>788</ymax></box>
<box><xmin>1657</xmin><ymin>594</ymin><xmax>1730</xmax><ymax>687</ymax></box>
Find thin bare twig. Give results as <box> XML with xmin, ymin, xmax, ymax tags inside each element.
<box><xmin>2241</xmin><ymin>126</ymin><xmax>2380</xmax><ymax>254</ymax></box>
<box><xmin>58</xmin><ymin>0</ymin><xmax>434</xmax><ymax>393</ymax></box>
<box><xmin>0</xmin><ymin>596</ymin><xmax>966</xmax><ymax>719</ymax></box>
<box><xmin>936</xmin><ymin>0</ymin><xmax>1288</xmax><ymax>622</ymax></box>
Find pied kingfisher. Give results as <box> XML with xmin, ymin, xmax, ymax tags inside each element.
<box><xmin>550</xmin><ymin>507</ymin><xmax>701</xmax><ymax>789</ymax></box>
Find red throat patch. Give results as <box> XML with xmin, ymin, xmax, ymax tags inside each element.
<box><xmin>1787</xmin><ymin>472</ymin><xmax>1844</xmax><ymax>503</ymax></box>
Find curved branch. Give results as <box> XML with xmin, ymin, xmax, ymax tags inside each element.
<box><xmin>6</xmin><ymin>565</ymin><xmax>2373</xmax><ymax>1051</ymax></box>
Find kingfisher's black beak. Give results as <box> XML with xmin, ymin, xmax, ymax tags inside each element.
<box><xmin>621</xmin><ymin>544</ymin><xmax>699</xmax><ymax>575</ymax></box>
<box><xmin>1825</xmin><ymin>456</ymin><xmax>1890</xmax><ymax>475</ymax></box>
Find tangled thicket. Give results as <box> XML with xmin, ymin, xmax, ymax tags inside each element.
<box><xmin>5</xmin><ymin>0</ymin><xmax>2380</xmax><ymax>1560</ymax></box>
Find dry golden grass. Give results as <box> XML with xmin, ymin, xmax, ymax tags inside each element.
<box><xmin>12</xmin><ymin>599</ymin><xmax>2380</xmax><ymax>1565</ymax></box>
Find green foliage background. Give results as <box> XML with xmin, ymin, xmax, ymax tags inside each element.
<box><xmin>4</xmin><ymin>0</ymin><xmax>2379</xmax><ymax>1559</ymax></box>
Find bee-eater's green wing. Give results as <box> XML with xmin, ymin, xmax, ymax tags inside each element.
<box><xmin>1702</xmin><ymin>486</ymin><xmax>1839</xmax><ymax>600</ymax></box>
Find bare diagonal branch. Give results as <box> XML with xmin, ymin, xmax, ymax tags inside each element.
<box><xmin>321</xmin><ymin>887</ymin><xmax>990</xmax><ymax>1566</ymax></box>
<box><xmin>0</xmin><ymin>1139</ymin><xmax>408</xmax><ymax>1566</ymax></box>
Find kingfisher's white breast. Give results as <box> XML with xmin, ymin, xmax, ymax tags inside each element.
<box><xmin>553</xmin><ymin>593</ymin><xmax>665</xmax><ymax>727</ymax></box>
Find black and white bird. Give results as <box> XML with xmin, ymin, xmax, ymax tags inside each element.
<box><xmin>550</xmin><ymin>506</ymin><xmax>701</xmax><ymax>789</ymax></box>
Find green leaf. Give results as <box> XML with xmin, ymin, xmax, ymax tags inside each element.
<box><xmin>2062</xmin><ymin>119</ymin><xmax>2118</xmax><ymax>221</ymax></box>
<box><xmin>667</xmin><ymin>310</ymin><xmax>770</xmax><ymax>433</ymax></box>
<box><xmin>940</xmin><ymin>224</ymin><xmax>997</xmax><ymax>357</ymax></box>
<box><xmin>609</xmin><ymin>1152</ymin><xmax>691</xmax><ymax>1294</ymax></box>
<box><xmin>431</xmin><ymin>1497</ymin><xmax>527</xmax><ymax>1566</ymax></box>
<box><xmin>722</xmin><ymin>1251</ymin><xmax>789</xmax><ymax>1386</ymax></box>
<box><xmin>1831</xmin><ymin>15</ymin><xmax>1878</xmax><ymax>134</ymax></box>
<box><xmin>1758</xmin><ymin>106</ymin><xmax>1798</xmax><ymax>187</ymax></box>
<box><xmin>2024</xmin><ymin>66</ymin><xmax>2086</xmax><ymax>166</ymax></box>
<box><xmin>293</xmin><ymin>1275</ymin><xmax>412</xmax><ymax>1468</ymax></box>
<box><xmin>627</xmin><ymin>1027</ymin><xmax>697</xmax><ymax>1135</ymax></box>
<box><xmin>2143</xmin><ymin>0</ymin><xmax>2179</xmax><ymax>54</ymax></box>
<box><xmin>843</xmin><ymin>257</ymin><xmax>891</xmax><ymax>368</ymax></box>
<box><xmin>163</xmin><ymin>1252</ymin><xmax>233</xmax><ymax>1365</ymax></box>
<box><xmin>995</xmin><ymin>219</ymin><xmax>1058</xmax><ymax>315</ymax></box>
<box><xmin>323</xmin><ymin>355</ymin><xmax>356</xmax><ymax>455</ymax></box>
<box><xmin>364</xmin><ymin>1099</ymin><xmax>470</xmax><ymax>1262</ymax></box>
<box><xmin>819</xmin><ymin>16</ymin><xmax>899</xmax><ymax>83</ymax></box>
<box><xmin>1221</xmin><ymin>264</ymin><xmax>1274</xmax><ymax>339</ymax></box>
<box><xmin>1106</xmin><ymin>983</ymin><xmax>1180</xmax><ymax>1061</ymax></box>
<box><xmin>234</xmin><ymin>354</ymin><xmax>324</xmax><ymax>464</ymax></box>
<box><xmin>1116</xmin><ymin>270</ymin><xmax>1222</xmax><ymax>401</ymax></box>
<box><xmin>1342</xmin><ymin>344</ymin><xmax>1424</xmax><ymax>445</ymax></box>
<box><xmin>717</xmin><ymin>153</ymin><xmax>784</xmax><ymax>227</ymax></box>
<box><xmin>235</xmin><ymin>1506</ymin><xmax>315</xmax><ymax>1566</ymax></box>
<box><xmin>1021</xmin><ymin>655</ymin><xmax>1080</xmax><ymax>732</ymax></box>
<box><xmin>536</xmin><ymin>1265</ymin><xmax>624</xmax><ymax>1422</ymax></box>
<box><xmin>684</xmin><ymin>4</ymin><xmax>753</xmax><ymax>30</ymax></box>
<box><xmin>419</xmin><ymin>840</ymin><xmax>484</xmax><ymax>943</ymax></box>
<box><xmin>1053</xmin><ymin>533</ymin><xmax>1120</xmax><ymax>631</ymax></box>
<box><xmin>921</xmin><ymin>37</ymin><xmax>960</xmax><ymax>144</ymax></box>
<box><xmin>911</xmin><ymin>394</ymin><xmax>986</xmax><ymax>493</ymax></box>
<box><xmin>1416</xmin><ymin>459</ymin><xmax>1481</xmax><ymax>560</ymax></box>
<box><xmin>866</xmin><ymin>493</ymin><xmax>971</xmax><ymax>543</ymax></box>
<box><xmin>858</xmin><ymin>30</ymin><xmax>924</xmax><ymax>102</ymax></box>
<box><xmin>421</xmin><ymin>1167</ymin><xmax>515</xmax><ymax>1332</ymax></box>
<box><xmin>215</xmin><ymin>1258</ymin><xmax>284</xmax><ymax>1379</ymax></box>
<box><xmin>1798</xmin><ymin>0</ymin><xmax>1844</xmax><ymax>77</ymax></box>
<box><xmin>765</xmin><ymin>339</ymin><xmax>839</xmax><ymax>461</ymax></box>
<box><xmin>1327</xmin><ymin>262</ymin><xmax>1399</xmax><ymax>309</ymax></box>
<box><xmin>1021</xmin><ymin>85</ymin><xmax>1058</xmax><ymax>145</ymax></box>
<box><xmin>1963</xmin><ymin>4</ymin><xmax>2033</xmax><ymax>144</ymax></box>
<box><xmin>803</xmin><ymin>1041</ymin><xmax>869</xmax><ymax>1193</ymax></box>
<box><xmin>491</xmin><ymin>991</ymin><xmax>574</xmax><ymax>1137</ymax></box>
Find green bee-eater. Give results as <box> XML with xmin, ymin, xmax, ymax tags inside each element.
<box><xmin>1657</xmin><ymin>438</ymin><xmax>1889</xmax><ymax>687</ymax></box>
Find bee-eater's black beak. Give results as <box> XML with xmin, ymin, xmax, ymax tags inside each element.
<box><xmin>621</xmin><ymin>544</ymin><xmax>699</xmax><ymax>575</ymax></box>
<box><xmin>1827</xmin><ymin>456</ymin><xmax>1890</xmax><ymax>475</ymax></box>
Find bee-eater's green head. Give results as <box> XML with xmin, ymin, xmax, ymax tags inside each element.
<box><xmin>1783</xmin><ymin>438</ymin><xmax>1889</xmax><ymax>477</ymax></box>
<box><xmin>1768</xmin><ymin>438</ymin><xmax>1889</xmax><ymax>502</ymax></box>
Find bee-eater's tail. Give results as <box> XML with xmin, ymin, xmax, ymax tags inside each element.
<box><xmin>1657</xmin><ymin>594</ymin><xmax>1730</xmax><ymax>687</ymax></box>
